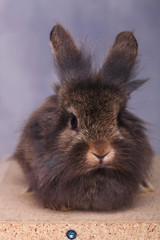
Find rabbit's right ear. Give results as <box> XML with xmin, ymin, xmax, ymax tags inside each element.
<box><xmin>98</xmin><ymin>31</ymin><xmax>138</xmax><ymax>83</ymax></box>
<box><xmin>50</xmin><ymin>24</ymin><xmax>91</xmax><ymax>82</ymax></box>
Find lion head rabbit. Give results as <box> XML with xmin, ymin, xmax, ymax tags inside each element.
<box><xmin>14</xmin><ymin>24</ymin><xmax>153</xmax><ymax>211</ymax></box>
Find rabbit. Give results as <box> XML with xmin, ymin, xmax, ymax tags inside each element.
<box><xmin>13</xmin><ymin>24</ymin><xmax>153</xmax><ymax>211</ymax></box>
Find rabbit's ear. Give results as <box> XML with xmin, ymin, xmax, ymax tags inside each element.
<box><xmin>50</xmin><ymin>24</ymin><xmax>79</xmax><ymax>66</ymax></box>
<box><xmin>99</xmin><ymin>31</ymin><xmax>138</xmax><ymax>83</ymax></box>
<box><xmin>50</xmin><ymin>24</ymin><xmax>91</xmax><ymax>82</ymax></box>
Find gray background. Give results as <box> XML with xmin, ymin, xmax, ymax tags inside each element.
<box><xmin>0</xmin><ymin>0</ymin><xmax>160</xmax><ymax>160</ymax></box>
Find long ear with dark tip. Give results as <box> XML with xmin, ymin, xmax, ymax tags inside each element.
<box><xmin>99</xmin><ymin>31</ymin><xmax>138</xmax><ymax>82</ymax></box>
<box><xmin>50</xmin><ymin>24</ymin><xmax>91</xmax><ymax>82</ymax></box>
<box><xmin>50</xmin><ymin>24</ymin><xmax>79</xmax><ymax>66</ymax></box>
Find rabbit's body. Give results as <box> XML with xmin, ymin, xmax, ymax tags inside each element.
<box><xmin>14</xmin><ymin>25</ymin><xmax>153</xmax><ymax>211</ymax></box>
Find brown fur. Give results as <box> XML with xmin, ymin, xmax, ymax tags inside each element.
<box><xmin>13</xmin><ymin>24</ymin><xmax>153</xmax><ymax>211</ymax></box>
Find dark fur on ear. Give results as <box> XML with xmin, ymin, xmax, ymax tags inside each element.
<box><xmin>50</xmin><ymin>26</ymin><xmax>145</xmax><ymax>96</ymax></box>
<box><xmin>50</xmin><ymin>24</ymin><xmax>92</xmax><ymax>83</ymax></box>
<box><xmin>98</xmin><ymin>31</ymin><xmax>138</xmax><ymax>83</ymax></box>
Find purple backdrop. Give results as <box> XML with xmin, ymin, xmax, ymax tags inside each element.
<box><xmin>0</xmin><ymin>0</ymin><xmax>160</xmax><ymax>160</ymax></box>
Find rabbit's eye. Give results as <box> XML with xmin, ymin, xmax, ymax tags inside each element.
<box><xmin>70</xmin><ymin>114</ymin><xmax>78</xmax><ymax>130</ymax></box>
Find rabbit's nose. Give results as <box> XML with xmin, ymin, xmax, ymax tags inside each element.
<box><xmin>91</xmin><ymin>152</ymin><xmax>110</xmax><ymax>163</ymax></box>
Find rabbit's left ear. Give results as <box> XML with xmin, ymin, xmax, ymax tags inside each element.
<box><xmin>50</xmin><ymin>24</ymin><xmax>91</xmax><ymax>82</ymax></box>
<box><xmin>50</xmin><ymin>24</ymin><xmax>79</xmax><ymax>67</ymax></box>
<box><xmin>99</xmin><ymin>31</ymin><xmax>138</xmax><ymax>83</ymax></box>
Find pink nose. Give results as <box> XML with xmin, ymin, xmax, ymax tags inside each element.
<box><xmin>91</xmin><ymin>152</ymin><xmax>110</xmax><ymax>163</ymax></box>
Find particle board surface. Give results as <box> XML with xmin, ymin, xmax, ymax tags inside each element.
<box><xmin>0</xmin><ymin>156</ymin><xmax>160</xmax><ymax>239</ymax></box>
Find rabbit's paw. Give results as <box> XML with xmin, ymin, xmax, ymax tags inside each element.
<box><xmin>139</xmin><ymin>179</ymin><xmax>154</xmax><ymax>193</ymax></box>
<box><xmin>22</xmin><ymin>187</ymin><xmax>34</xmax><ymax>196</ymax></box>
<box><xmin>44</xmin><ymin>202</ymin><xmax>71</xmax><ymax>211</ymax></box>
